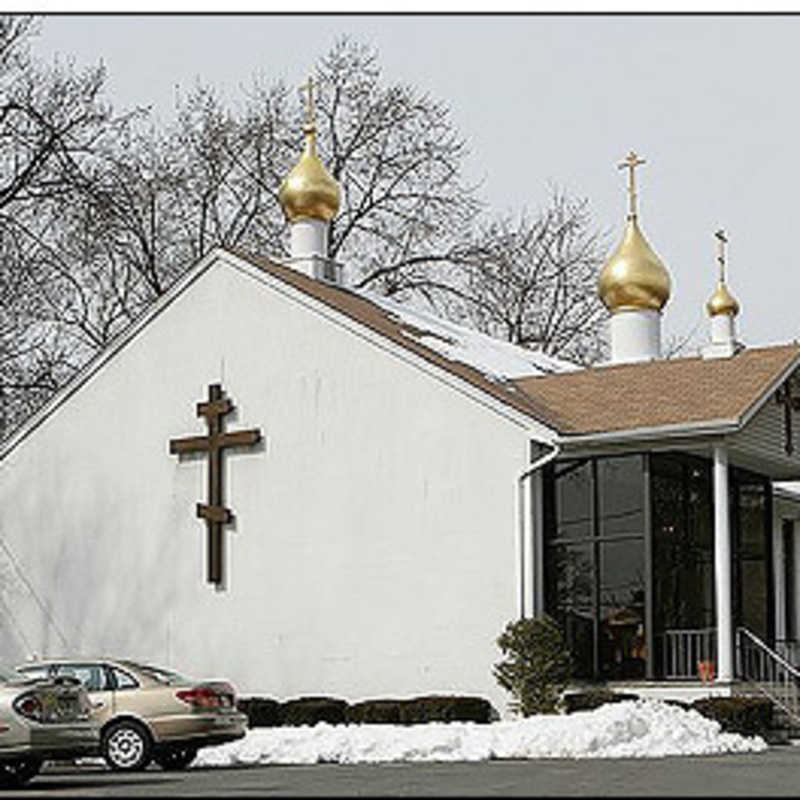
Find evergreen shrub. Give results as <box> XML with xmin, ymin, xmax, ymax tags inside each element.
<box><xmin>494</xmin><ymin>615</ymin><xmax>572</xmax><ymax>715</ymax></box>
<box><xmin>562</xmin><ymin>690</ymin><xmax>640</xmax><ymax>714</ymax></box>
<box><xmin>691</xmin><ymin>696</ymin><xmax>773</xmax><ymax>737</ymax></box>
<box><xmin>346</xmin><ymin>696</ymin><xmax>492</xmax><ymax>724</ymax></box>
<box><xmin>241</xmin><ymin>695</ymin><xmax>494</xmax><ymax>727</ymax></box>
<box><xmin>402</xmin><ymin>695</ymin><xmax>493</xmax><ymax>724</ymax></box>
<box><xmin>280</xmin><ymin>696</ymin><xmax>349</xmax><ymax>727</ymax></box>
<box><xmin>346</xmin><ymin>699</ymin><xmax>404</xmax><ymax>724</ymax></box>
<box><xmin>237</xmin><ymin>697</ymin><xmax>282</xmax><ymax>727</ymax></box>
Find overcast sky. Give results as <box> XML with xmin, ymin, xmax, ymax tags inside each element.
<box><xmin>27</xmin><ymin>13</ymin><xmax>800</xmax><ymax>353</ymax></box>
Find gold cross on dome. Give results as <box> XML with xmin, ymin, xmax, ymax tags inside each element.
<box><xmin>715</xmin><ymin>228</ymin><xmax>728</xmax><ymax>282</ymax></box>
<box><xmin>617</xmin><ymin>150</ymin><xmax>646</xmax><ymax>218</ymax></box>
<box><xmin>300</xmin><ymin>75</ymin><xmax>316</xmax><ymax>132</ymax></box>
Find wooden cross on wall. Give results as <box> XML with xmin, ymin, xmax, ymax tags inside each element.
<box><xmin>775</xmin><ymin>378</ymin><xmax>800</xmax><ymax>456</ymax></box>
<box><xmin>169</xmin><ymin>384</ymin><xmax>262</xmax><ymax>585</ymax></box>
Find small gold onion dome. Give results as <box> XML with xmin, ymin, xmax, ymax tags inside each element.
<box><xmin>598</xmin><ymin>216</ymin><xmax>672</xmax><ymax>313</ymax></box>
<box><xmin>706</xmin><ymin>281</ymin><xmax>739</xmax><ymax>317</ymax></box>
<box><xmin>279</xmin><ymin>126</ymin><xmax>341</xmax><ymax>223</ymax></box>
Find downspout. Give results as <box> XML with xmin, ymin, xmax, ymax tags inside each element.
<box><xmin>517</xmin><ymin>442</ymin><xmax>561</xmax><ymax>619</ymax></box>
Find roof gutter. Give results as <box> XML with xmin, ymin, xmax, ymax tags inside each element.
<box><xmin>553</xmin><ymin>417</ymin><xmax>741</xmax><ymax>449</ymax></box>
<box><xmin>517</xmin><ymin>442</ymin><xmax>561</xmax><ymax>620</ymax></box>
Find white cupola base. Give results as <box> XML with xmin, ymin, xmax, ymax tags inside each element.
<box><xmin>702</xmin><ymin>314</ymin><xmax>740</xmax><ymax>360</ymax></box>
<box><xmin>608</xmin><ymin>308</ymin><xmax>661</xmax><ymax>364</ymax></box>
<box><xmin>287</xmin><ymin>218</ymin><xmax>342</xmax><ymax>284</ymax></box>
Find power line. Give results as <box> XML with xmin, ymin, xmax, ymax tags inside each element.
<box><xmin>0</xmin><ymin>537</ymin><xmax>69</xmax><ymax>650</ymax></box>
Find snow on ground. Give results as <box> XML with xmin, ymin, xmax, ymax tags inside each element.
<box><xmin>193</xmin><ymin>700</ymin><xmax>767</xmax><ymax>767</ymax></box>
<box><xmin>364</xmin><ymin>292</ymin><xmax>579</xmax><ymax>380</ymax></box>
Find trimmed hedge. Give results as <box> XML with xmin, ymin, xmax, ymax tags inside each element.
<box><xmin>238</xmin><ymin>694</ymin><xmax>493</xmax><ymax>728</ymax></box>
<box><xmin>281</xmin><ymin>697</ymin><xmax>349</xmax><ymax>727</ymax></box>
<box><xmin>691</xmin><ymin>697</ymin><xmax>773</xmax><ymax>738</ymax></box>
<box><xmin>402</xmin><ymin>695</ymin><xmax>493</xmax><ymax>724</ymax></box>
<box><xmin>563</xmin><ymin>690</ymin><xmax>640</xmax><ymax>714</ymax></box>
<box><xmin>346</xmin><ymin>699</ymin><xmax>404</xmax><ymax>725</ymax></box>
<box><xmin>561</xmin><ymin>692</ymin><xmax>773</xmax><ymax>738</ymax></box>
<box><xmin>237</xmin><ymin>697</ymin><xmax>282</xmax><ymax>727</ymax></box>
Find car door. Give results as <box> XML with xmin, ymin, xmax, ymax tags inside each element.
<box><xmin>51</xmin><ymin>663</ymin><xmax>115</xmax><ymax>724</ymax></box>
<box><xmin>106</xmin><ymin>664</ymin><xmax>141</xmax><ymax>716</ymax></box>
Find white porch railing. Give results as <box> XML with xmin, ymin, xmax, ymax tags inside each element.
<box><xmin>660</xmin><ymin>628</ymin><xmax>717</xmax><ymax>679</ymax></box>
<box><xmin>775</xmin><ymin>639</ymin><xmax>800</xmax><ymax>668</ymax></box>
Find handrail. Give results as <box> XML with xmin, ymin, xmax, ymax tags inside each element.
<box><xmin>737</xmin><ymin>627</ymin><xmax>800</xmax><ymax>680</ymax></box>
<box><xmin>736</xmin><ymin>627</ymin><xmax>800</xmax><ymax>727</ymax></box>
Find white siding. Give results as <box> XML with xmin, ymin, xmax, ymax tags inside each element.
<box><xmin>0</xmin><ymin>255</ymin><xmax>532</xmax><ymax>714</ymax></box>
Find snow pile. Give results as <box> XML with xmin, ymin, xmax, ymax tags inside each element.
<box><xmin>364</xmin><ymin>292</ymin><xmax>578</xmax><ymax>380</ymax></box>
<box><xmin>193</xmin><ymin>700</ymin><xmax>767</xmax><ymax>767</ymax></box>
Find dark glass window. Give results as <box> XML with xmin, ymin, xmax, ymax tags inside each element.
<box><xmin>544</xmin><ymin>455</ymin><xmax>645</xmax><ymax>680</ymax></box>
<box><xmin>598</xmin><ymin>457</ymin><xmax>645</xmax><ymax>537</ymax></box>
<box><xmin>652</xmin><ymin>454</ymin><xmax>714</xmax><ymax>638</ymax></box>
<box><xmin>733</xmin><ymin>478</ymin><xmax>771</xmax><ymax>641</ymax></box>
<box><xmin>552</xmin><ymin>460</ymin><xmax>592</xmax><ymax>540</ymax></box>
<box><xmin>599</xmin><ymin>539</ymin><xmax>644</xmax><ymax>608</ymax></box>
<box><xmin>545</xmin><ymin>542</ymin><xmax>595</xmax><ymax>610</ymax></box>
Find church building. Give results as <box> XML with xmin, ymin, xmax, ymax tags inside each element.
<box><xmin>1</xmin><ymin>91</ymin><xmax>799</xmax><ymax>716</ymax></box>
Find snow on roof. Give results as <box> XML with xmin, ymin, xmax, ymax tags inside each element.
<box><xmin>364</xmin><ymin>292</ymin><xmax>579</xmax><ymax>382</ymax></box>
<box><xmin>192</xmin><ymin>700</ymin><xmax>765</xmax><ymax>765</ymax></box>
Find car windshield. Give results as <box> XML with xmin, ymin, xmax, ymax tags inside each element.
<box><xmin>0</xmin><ymin>665</ymin><xmax>18</xmax><ymax>683</ymax></box>
<box><xmin>128</xmin><ymin>663</ymin><xmax>193</xmax><ymax>686</ymax></box>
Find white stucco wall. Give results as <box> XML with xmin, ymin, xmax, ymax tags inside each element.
<box><xmin>0</xmin><ymin>254</ymin><xmax>535</xmax><ymax>714</ymax></box>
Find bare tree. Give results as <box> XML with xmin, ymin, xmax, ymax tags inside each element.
<box><xmin>0</xmin><ymin>14</ymin><xmax>117</xmax><ymax>436</ymax></box>
<box><xmin>442</xmin><ymin>189</ymin><xmax>609</xmax><ymax>365</ymax></box>
<box><xmin>0</xmin><ymin>27</ymin><xmax>617</xmax><ymax>437</ymax></box>
<box><xmin>314</xmin><ymin>38</ymin><xmax>480</xmax><ymax>297</ymax></box>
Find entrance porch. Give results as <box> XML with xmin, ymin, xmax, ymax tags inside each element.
<box><xmin>539</xmin><ymin>448</ymin><xmax>800</xmax><ymax>684</ymax></box>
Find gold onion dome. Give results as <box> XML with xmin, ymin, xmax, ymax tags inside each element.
<box><xmin>706</xmin><ymin>281</ymin><xmax>740</xmax><ymax>317</ymax></box>
<box><xmin>706</xmin><ymin>229</ymin><xmax>739</xmax><ymax>317</ymax></box>
<box><xmin>597</xmin><ymin>151</ymin><xmax>672</xmax><ymax>313</ymax></box>
<box><xmin>279</xmin><ymin>126</ymin><xmax>341</xmax><ymax>222</ymax></box>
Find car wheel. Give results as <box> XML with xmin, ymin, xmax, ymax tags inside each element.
<box><xmin>154</xmin><ymin>745</ymin><xmax>198</xmax><ymax>770</ymax></box>
<box><xmin>102</xmin><ymin>720</ymin><xmax>152</xmax><ymax>771</ymax></box>
<box><xmin>0</xmin><ymin>757</ymin><xmax>42</xmax><ymax>787</ymax></box>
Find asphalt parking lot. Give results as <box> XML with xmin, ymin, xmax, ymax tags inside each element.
<box><xmin>3</xmin><ymin>745</ymin><xmax>800</xmax><ymax>797</ymax></box>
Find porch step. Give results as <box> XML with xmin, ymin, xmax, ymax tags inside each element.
<box><xmin>733</xmin><ymin>686</ymin><xmax>800</xmax><ymax>740</ymax></box>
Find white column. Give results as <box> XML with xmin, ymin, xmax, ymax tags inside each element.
<box><xmin>794</xmin><ymin>521</ymin><xmax>800</xmax><ymax>640</ymax></box>
<box><xmin>773</xmin><ymin>514</ymin><xmax>786</xmax><ymax>642</ymax></box>
<box><xmin>521</xmin><ymin>469</ymin><xmax>535</xmax><ymax>619</ymax></box>
<box><xmin>713</xmin><ymin>442</ymin><xmax>734</xmax><ymax>683</ymax></box>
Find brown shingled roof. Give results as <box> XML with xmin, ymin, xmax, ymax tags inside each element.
<box><xmin>232</xmin><ymin>250</ymin><xmax>557</xmax><ymax>423</ymax></box>
<box><xmin>233</xmin><ymin>250</ymin><xmax>800</xmax><ymax>441</ymax></box>
<box><xmin>511</xmin><ymin>344</ymin><xmax>800</xmax><ymax>436</ymax></box>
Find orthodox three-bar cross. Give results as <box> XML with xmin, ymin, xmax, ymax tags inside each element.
<box><xmin>715</xmin><ymin>229</ymin><xmax>728</xmax><ymax>283</ymax></box>
<box><xmin>775</xmin><ymin>378</ymin><xmax>800</xmax><ymax>456</ymax></box>
<box><xmin>169</xmin><ymin>384</ymin><xmax>262</xmax><ymax>585</ymax></box>
<box><xmin>618</xmin><ymin>150</ymin><xmax>645</xmax><ymax>219</ymax></box>
<box><xmin>300</xmin><ymin>74</ymin><xmax>316</xmax><ymax>131</ymax></box>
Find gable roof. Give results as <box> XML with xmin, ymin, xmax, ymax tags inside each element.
<box><xmin>4</xmin><ymin>244</ymin><xmax>799</xmax><ymax>459</ymax></box>
<box><xmin>511</xmin><ymin>343</ymin><xmax>800</xmax><ymax>438</ymax></box>
<box><xmin>230</xmin><ymin>250</ymin><xmax>575</xmax><ymax>424</ymax></box>
<box><xmin>0</xmin><ymin>247</ymin><xmax>574</xmax><ymax>459</ymax></box>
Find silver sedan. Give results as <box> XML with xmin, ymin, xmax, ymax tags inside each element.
<box><xmin>0</xmin><ymin>665</ymin><xmax>98</xmax><ymax>787</ymax></box>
